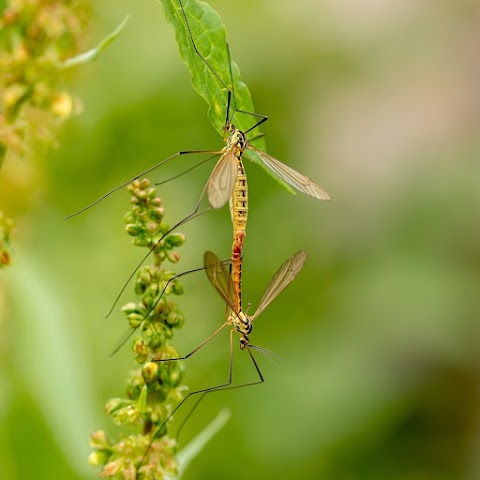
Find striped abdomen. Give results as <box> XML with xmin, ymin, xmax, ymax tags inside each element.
<box><xmin>230</xmin><ymin>156</ymin><xmax>248</xmax><ymax>313</ymax></box>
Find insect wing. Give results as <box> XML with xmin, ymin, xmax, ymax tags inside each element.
<box><xmin>248</xmin><ymin>146</ymin><xmax>330</xmax><ymax>200</ymax></box>
<box><xmin>252</xmin><ymin>250</ymin><xmax>307</xmax><ymax>321</ymax></box>
<box><xmin>206</xmin><ymin>151</ymin><xmax>238</xmax><ymax>209</ymax></box>
<box><xmin>109</xmin><ymin>325</ymin><xmax>140</xmax><ymax>356</ymax></box>
<box><xmin>204</xmin><ymin>251</ymin><xmax>236</xmax><ymax>311</ymax></box>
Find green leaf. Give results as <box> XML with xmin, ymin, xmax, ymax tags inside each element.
<box><xmin>157</xmin><ymin>0</ymin><xmax>297</xmax><ymax>193</ymax></box>
<box><xmin>166</xmin><ymin>408</ymin><xmax>231</xmax><ymax>479</ymax></box>
<box><xmin>61</xmin><ymin>15</ymin><xmax>130</xmax><ymax>69</ymax></box>
<box><xmin>156</xmin><ymin>0</ymin><xmax>267</xmax><ymax>152</ymax></box>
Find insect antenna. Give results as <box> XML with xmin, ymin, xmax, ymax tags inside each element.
<box><xmin>65</xmin><ymin>149</ymin><xmax>217</xmax><ymax>219</ymax></box>
<box><xmin>177</xmin><ymin>0</ymin><xmax>235</xmax><ymax>127</ymax></box>
<box><xmin>247</xmin><ymin>343</ymin><xmax>283</xmax><ymax>366</ymax></box>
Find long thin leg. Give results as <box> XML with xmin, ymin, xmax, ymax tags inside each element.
<box><xmin>105</xmin><ymin>181</ymin><xmax>213</xmax><ymax>318</ymax></box>
<box><xmin>109</xmin><ymin>261</ymin><xmax>229</xmax><ymax>356</ymax></box>
<box><xmin>138</xmin><ymin>330</ymin><xmax>264</xmax><ymax>472</ymax></box>
<box><xmin>174</xmin><ymin>345</ymin><xmax>265</xmax><ymax>442</ymax></box>
<box><xmin>177</xmin><ymin>0</ymin><xmax>232</xmax><ymax>128</ymax></box>
<box><xmin>155</xmin><ymin>153</ymin><xmax>219</xmax><ymax>186</ymax></box>
<box><xmin>244</xmin><ymin>114</ymin><xmax>269</xmax><ymax>136</ymax></box>
<box><xmin>65</xmin><ymin>149</ymin><xmax>219</xmax><ymax>219</ymax></box>
<box><xmin>224</xmin><ymin>42</ymin><xmax>269</xmax><ymax>134</ymax></box>
<box><xmin>178</xmin><ymin>0</ymin><xmax>268</xmax><ymax>138</ymax></box>
<box><xmin>153</xmin><ymin>321</ymin><xmax>229</xmax><ymax>362</ymax></box>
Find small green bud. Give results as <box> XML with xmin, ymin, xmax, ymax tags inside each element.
<box><xmin>138</xmin><ymin>270</ymin><xmax>151</xmax><ymax>285</ymax></box>
<box><xmin>142</xmin><ymin>291</ymin><xmax>155</xmax><ymax>308</ymax></box>
<box><xmin>133</xmin><ymin>236</ymin><xmax>149</xmax><ymax>247</ymax></box>
<box><xmin>139</xmin><ymin>178</ymin><xmax>151</xmax><ymax>190</ymax></box>
<box><xmin>146</xmin><ymin>221</ymin><xmax>158</xmax><ymax>234</ymax></box>
<box><xmin>123</xmin><ymin>211</ymin><xmax>135</xmax><ymax>223</ymax></box>
<box><xmin>151</xmin><ymin>207</ymin><xmax>165</xmax><ymax>219</ymax></box>
<box><xmin>156</xmin><ymin>345</ymin><xmax>181</xmax><ymax>360</ymax></box>
<box><xmin>158</xmin><ymin>362</ymin><xmax>184</xmax><ymax>388</ymax></box>
<box><xmin>147</xmin><ymin>327</ymin><xmax>165</xmax><ymax>349</ymax></box>
<box><xmin>126</xmin><ymin>312</ymin><xmax>143</xmax><ymax>328</ymax></box>
<box><xmin>153</xmin><ymin>240</ymin><xmax>166</xmax><ymax>253</ymax></box>
<box><xmin>134</xmin><ymin>281</ymin><xmax>147</xmax><ymax>296</ymax></box>
<box><xmin>166</xmin><ymin>233</ymin><xmax>186</xmax><ymax>247</ymax></box>
<box><xmin>142</xmin><ymin>362</ymin><xmax>159</xmax><ymax>384</ymax></box>
<box><xmin>88</xmin><ymin>451</ymin><xmax>108</xmax><ymax>467</ymax></box>
<box><xmin>136</xmin><ymin>189</ymin><xmax>148</xmax><ymax>200</ymax></box>
<box><xmin>167</xmin><ymin>251</ymin><xmax>180</xmax><ymax>263</ymax></box>
<box><xmin>126</xmin><ymin>381</ymin><xmax>143</xmax><ymax>401</ymax></box>
<box><xmin>159</xmin><ymin>222</ymin><xmax>171</xmax><ymax>234</ymax></box>
<box><xmin>89</xmin><ymin>430</ymin><xmax>109</xmax><ymax>449</ymax></box>
<box><xmin>153</xmin><ymin>298</ymin><xmax>165</xmax><ymax>314</ymax></box>
<box><xmin>142</xmin><ymin>325</ymin><xmax>153</xmax><ymax>339</ymax></box>
<box><xmin>154</xmin><ymin>250</ymin><xmax>167</xmax><ymax>262</ymax></box>
<box><xmin>101</xmin><ymin>460</ymin><xmax>121</xmax><ymax>476</ymax></box>
<box><xmin>171</xmin><ymin>282</ymin><xmax>184</xmax><ymax>295</ymax></box>
<box><xmin>121</xmin><ymin>302</ymin><xmax>140</xmax><ymax>315</ymax></box>
<box><xmin>165</xmin><ymin>312</ymin><xmax>179</xmax><ymax>327</ymax></box>
<box><xmin>127</xmin><ymin>181</ymin><xmax>138</xmax><ymax>193</ymax></box>
<box><xmin>168</xmin><ymin>368</ymin><xmax>183</xmax><ymax>388</ymax></box>
<box><xmin>149</xmin><ymin>283</ymin><xmax>159</xmax><ymax>296</ymax></box>
<box><xmin>125</xmin><ymin>223</ymin><xmax>143</xmax><ymax>236</ymax></box>
<box><xmin>133</xmin><ymin>338</ymin><xmax>148</xmax><ymax>359</ymax></box>
<box><xmin>110</xmin><ymin>403</ymin><xmax>139</xmax><ymax>425</ymax></box>
<box><xmin>104</xmin><ymin>398</ymin><xmax>129</xmax><ymax>415</ymax></box>
<box><xmin>175</xmin><ymin>310</ymin><xmax>185</xmax><ymax>329</ymax></box>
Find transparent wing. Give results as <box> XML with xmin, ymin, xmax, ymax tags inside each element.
<box><xmin>248</xmin><ymin>145</ymin><xmax>330</xmax><ymax>200</ymax></box>
<box><xmin>109</xmin><ymin>325</ymin><xmax>140</xmax><ymax>356</ymax></box>
<box><xmin>206</xmin><ymin>151</ymin><xmax>238</xmax><ymax>209</ymax></box>
<box><xmin>252</xmin><ymin>250</ymin><xmax>308</xmax><ymax>321</ymax></box>
<box><xmin>204</xmin><ymin>251</ymin><xmax>236</xmax><ymax>311</ymax></box>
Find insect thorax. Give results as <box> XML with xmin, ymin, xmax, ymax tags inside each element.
<box><xmin>230</xmin><ymin>310</ymin><xmax>252</xmax><ymax>338</ymax></box>
<box><xmin>225</xmin><ymin>125</ymin><xmax>247</xmax><ymax>157</ymax></box>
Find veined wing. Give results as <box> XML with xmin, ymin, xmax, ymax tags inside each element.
<box><xmin>109</xmin><ymin>325</ymin><xmax>140</xmax><ymax>356</ymax></box>
<box><xmin>204</xmin><ymin>251</ymin><xmax>236</xmax><ymax>312</ymax></box>
<box><xmin>248</xmin><ymin>145</ymin><xmax>330</xmax><ymax>200</ymax></box>
<box><xmin>206</xmin><ymin>151</ymin><xmax>238</xmax><ymax>209</ymax></box>
<box><xmin>252</xmin><ymin>250</ymin><xmax>307</xmax><ymax>321</ymax></box>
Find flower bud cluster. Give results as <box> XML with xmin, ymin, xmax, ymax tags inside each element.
<box><xmin>0</xmin><ymin>1</ymin><xmax>89</xmax><ymax>163</ymax></box>
<box><xmin>90</xmin><ymin>180</ymin><xmax>186</xmax><ymax>479</ymax></box>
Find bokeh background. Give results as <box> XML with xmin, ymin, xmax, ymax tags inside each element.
<box><xmin>2</xmin><ymin>0</ymin><xmax>480</xmax><ymax>478</ymax></box>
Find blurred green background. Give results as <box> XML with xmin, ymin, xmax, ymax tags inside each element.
<box><xmin>2</xmin><ymin>0</ymin><xmax>480</xmax><ymax>479</ymax></box>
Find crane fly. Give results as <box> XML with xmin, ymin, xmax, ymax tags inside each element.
<box><xmin>202</xmin><ymin>249</ymin><xmax>308</xmax><ymax>353</ymax></box>
<box><xmin>136</xmin><ymin>249</ymin><xmax>308</xmax><ymax>473</ymax></box>
<box><xmin>78</xmin><ymin>0</ymin><xmax>329</xmax><ymax>337</ymax></box>
<box><xmin>65</xmin><ymin>0</ymin><xmax>330</xmax><ymax>221</ymax></box>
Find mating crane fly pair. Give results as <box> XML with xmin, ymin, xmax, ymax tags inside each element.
<box><xmin>69</xmin><ymin>0</ymin><xmax>330</xmax><ymax>470</ymax></box>
<box><xmin>67</xmin><ymin>1</ymin><xmax>330</xmax><ymax>317</ymax></box>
